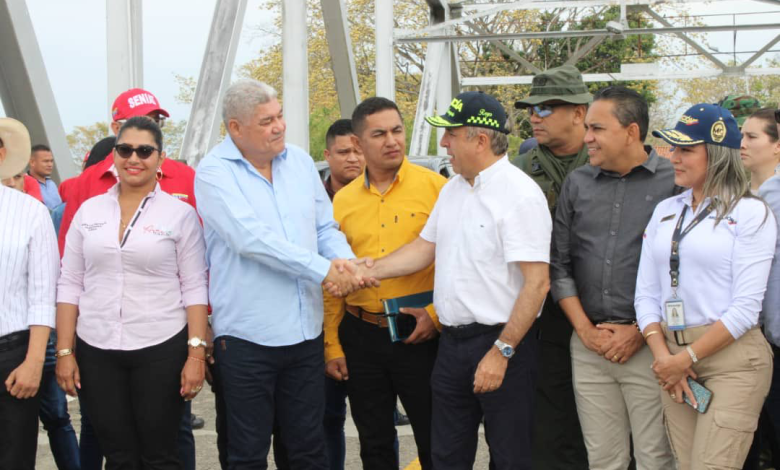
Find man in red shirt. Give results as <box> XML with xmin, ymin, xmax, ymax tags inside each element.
<box><xmin>57</xmin><ymin>88</ymin><xmax>196</xmax><ymax>254</ymax></box>
<box><xmin>21</xmin><ymin>174</ymin><xmax>44</xmax><ymax>203</ymax></box>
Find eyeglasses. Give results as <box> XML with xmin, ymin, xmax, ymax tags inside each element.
<box><xmin>527</xmin><ymin>103</ymin><xmax>569</xmax><ymax>119</ymax></box>
<box><xmin>114</xmin><ymin>144</ymin><xmax>160</xmax><ymax>160</ymax></box>
<box><xmin>774</xmin><ymin>109</ymin><xmax>780</xmax><ymax>124</ymax></box>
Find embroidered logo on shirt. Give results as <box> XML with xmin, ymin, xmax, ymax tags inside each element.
<box><xmin>143</xmin><ymin>225</ymin><xmax>172</xmax><ymax>237</ymax></box>
<box><xmin>82</xmin><ymin>222</ymin><xmax>107</xmax><ymax>232</ymax></box>
<box><xmin>171</xmin><ymin>193</ymin><xmax>189</xmax><ymax>200</ymax></box>
<box><xmin>707</xmin><ymin>214</ymin><xmax>737</xmax><ymax>225</ymax></box>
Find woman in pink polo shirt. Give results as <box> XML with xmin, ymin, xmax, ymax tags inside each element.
<box><xmin>55</xmin><ymin>117</ymin><xmax>209</xmax><ymax>469</ymax></box>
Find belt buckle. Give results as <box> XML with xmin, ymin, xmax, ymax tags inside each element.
<box><xmin>674</xmin><ymin>330</ymin><xmax>689</xmax><ymax>346</ymax></box>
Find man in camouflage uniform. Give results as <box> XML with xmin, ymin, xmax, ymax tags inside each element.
<box><xmin>718</xmin><ymin>94</ymin><xmax>761</xmax><ymax>128</ymax></box>
<box><xmin>511</xmin><ymin>65</ymin><xmax>591</xmax><ymax>470</ymax></box>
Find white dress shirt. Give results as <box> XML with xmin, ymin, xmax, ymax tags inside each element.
<box><xmin>635</xmin><ymin>190</ymin><xmax>777</xmax><ymax>339</ymax></box>
<box><xmin>420</xmin><ymin>156</ymin><xmax>552</xmax><ymax>326</ymax></box>
<box><xmin>0</xmin><ymin>185</ymin><xmax>59</xmax><ymax>337</ymax></box>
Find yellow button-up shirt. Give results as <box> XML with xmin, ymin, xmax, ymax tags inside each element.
<box><xmin>324</xmin><ymin>157</ymin><xmax>447</xmax><ymax>361</ymax></box>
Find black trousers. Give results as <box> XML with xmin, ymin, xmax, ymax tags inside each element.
<box><xmin>339</xmin><ymin>312</ymin><xmax>438</xmax><ymax>470</ymax></box>
<box><xmin>531</xmin><ymin>297</ymin><xmax>588</xmax><ymax>470</ymax></box>
<box><xmin>0</xmin><ymin>331</ymin><xmax>41</xmax><ymax>470</ymax></box>
<box><xmin>76</xmin><ymin>327</ymin><xmax>188</xmax><ymax>470</ymax></box>
<box><xmin>215</xmin><ymin>333</ymin><xmax>328</xmax><ymax>470</ymax></box>
<box><xmin>431</xmin><ymin>322</ymin><xmax>539</xmax><ymax>470</ymax></box>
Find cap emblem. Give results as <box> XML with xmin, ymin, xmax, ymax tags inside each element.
<box><xmin>711</xmin><ymin>121</ymin><xmax>726</xmax><ymax>143</ymax></box>
<box><xmin>679</xmin><ymin>115</ymin><xmax>699</xmax><ymax>126</ymax></box>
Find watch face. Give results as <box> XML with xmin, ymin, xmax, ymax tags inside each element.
<box><xmin>188</xmin><ymin>338</ymin><xmax>199</xmax><ymax>347</ymax></box>
<box><xmin>501</xmin><ymin>346</ymin><xmax>513</xmax><ymax>357</ymax></box>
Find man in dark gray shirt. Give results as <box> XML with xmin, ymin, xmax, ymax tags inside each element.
<box><xmin>551</xmin><ymin>86</ymin><xmax>676</xmax><ymax>470</ymax></box>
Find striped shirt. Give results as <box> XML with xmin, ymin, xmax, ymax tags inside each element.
<box><xmin>0</xmin><ymin>185</ymin><xmax>59</xmax><ymax>337</ymax></box>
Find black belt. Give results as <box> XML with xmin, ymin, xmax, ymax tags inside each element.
<box><xmin>595</xmin><ymin>318</ymin><xmax>637</xmax><ymax>326</ymax></box>
<box><xmin>442</xmin><ymin>322</ymin><xmax>504</xmax><ymax>339</ymax></box>
<box><xmin>0</xmin><ymin>330</ymin><xmax>30</xmax><ymax>352</ymax></box>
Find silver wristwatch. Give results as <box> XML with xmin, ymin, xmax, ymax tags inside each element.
<box><xmin>494</xmin><ymin>339</ymin><xmax>515</xmax><ymax>359</ymax></box>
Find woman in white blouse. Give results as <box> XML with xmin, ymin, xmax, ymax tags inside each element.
<box><xmin>55</xmin><ymin>117</ymin><xmax>209</xmax><ymax>469</ymax></box>
<box><xmin>635</xmin><ymin>104</ymin><xmax>776</xmax><ymax>470</ymax></box>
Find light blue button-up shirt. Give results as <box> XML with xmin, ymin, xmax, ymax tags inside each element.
<box><xmin>194</xmin><ymin>136</ymin><xmax>355</xmax><ymax>347</ymax></box>
<box><xmin>37</xmin><ymin>177</ymin><xmax>62</xmax><ymax>210</ymax></box>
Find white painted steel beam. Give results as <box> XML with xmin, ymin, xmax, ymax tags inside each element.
<box><xmin>397</xmin><ymin>22</ymin><xmax>780</xmax><ymax>44</ymax></box>
<box><xmin>283</xmin><ymin>0</ymin><xmax>309</xmax><ymax>151</ymax></box>
<box><xmin>738</xmin><ymin>33</ymin><xmax>780</xmax><ymax>70</ymax></box>
<box><xmin>641</xmin><ymin>7</ymin><xmax>728</xmax><ymax>70</ymax></box>
<box><xmin>181</xmin><ymin>0</ymin><xmax>247</xmax><ymax>168</ymax></box>
<box><xmin>0</xmin><ymin>0</ymin><xmax>73</xmax><ymax>181</ymax></box>
<box><xmin>409</xmin><ymin>42</ymin><xmax>445</xmax><ymax>157</ymax></box>
<box><xmin>397</xmin><ymin>0</ymin><xmax>766</xmax><ymax>39</ymax></box>
<box><xmin>106</xmin><ymin>0</ymin><xmax>143</xmax><ymax>119</ymax></box>
<box><xmin>375</xmin><ymin>0</ymin><xmax>395</xmax><ymax>99</ymax></box>
<box><xmin>461</xmin><ymin>67</ymin><xmax>780</xmax><ymax>86</ymax></box>
<box><xmin>321</xmin><ymin>0</ymin><xmax>361</xmax><ymax>118</ymax></box>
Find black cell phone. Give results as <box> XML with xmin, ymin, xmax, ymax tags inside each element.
<box><xmin>388</xmin><ymin>313</ymin><xmax>417</xmax><ymax>342</ymax></box>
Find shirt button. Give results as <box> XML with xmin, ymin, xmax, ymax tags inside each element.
<box><xmin>381</xmin><ymin>249</ymin><xmax>385</xmax><ymax>253</ymax></box>
<box><xmin>610</xmin><ymin>230</ymin><xmax>617</xmax><ymax>236</ymax></box>
<box><xmin>614</xmin><ymin>203</ymin><xmax>620</xmax><ymax>208</ymax></box>
<box><xmin>381</xmin><ymin>199</ymin><xmax>385</xmax><ymax>203</ymax></box>
<box><xmin>606</xmin><ymin>259</ymin><xmax>611</xmax><ymax>265</ymax></box>
<box><xmin>603</xmin><ymin>289</ymin><xmax>610</xmax><ymax>295</ymax></box>
<box><xmin>620</xmin><ymin>178</ymin><xmax>626</xmax><ymax>183</ymax></box>
<box><xmin>381</xmin><ymin>224</ymin><xmax>385</xmax><ymax>228</ymax></box>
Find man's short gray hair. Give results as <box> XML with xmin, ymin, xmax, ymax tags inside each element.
<box><xmin>465</xmin><ymin>126</ymin><xmax>509</xmax><ymax>156</ymax></box>
<box><xmin>222</xmin><ymin>79</ymin><xmax>278</xmax><ymax>127</ymax></box>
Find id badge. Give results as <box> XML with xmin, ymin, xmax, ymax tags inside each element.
<box><xmin>665</xmin><ymin>298</ymin><xmax>686</xmax><ymax>331</ymax></box>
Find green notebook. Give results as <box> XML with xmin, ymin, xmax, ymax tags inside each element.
<box><xmin>382</xmin><ymin>291</ymin><xmax>434</xmax><ymax>342</ymax></box>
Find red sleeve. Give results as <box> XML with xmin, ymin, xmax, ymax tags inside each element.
<box><xmin>58</xmin><ymin>178</ymin><xmax>75</xmax><ymax>203</ymax></box>
<box><xmin>23</xmin><ymin>176</ymin><xmax>44</xmax><ymax>203</ymax></box>
<box><xmin>58</xmin><ymin>177</ymin><xmax>83</xmax><ymax>256</ymax></box>
<box><xmin>160</xmin><ymin>160</ymin><xmax>197</xmax><ymax>210</ymax></box>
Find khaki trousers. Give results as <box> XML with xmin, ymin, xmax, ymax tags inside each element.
<box><xmin>660</xmin><ymin>324</ymin><xmax>772</xmax><ymax>470</ymax></box>
<box><xmin>571</xmin><ymin>332</ymin><xmax>674</xmax><ymax>470</ymax></box>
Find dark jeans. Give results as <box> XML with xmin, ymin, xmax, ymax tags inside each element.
<box><xmin>76</xmin><ymin>328</ymin><xmax>187</xmax><ymax>470</ymax></box>
<box><xmin>744</xmin><ymin>343</ymin><xmax>780</xmax><ymax>469</ymax></box>
<box><xmin>79</xmin><ymin>395</ymin><xmax>195</xmax><ymax>470</ymax></box>
<box><xmin>0</xmin><ymin>332</ymin><xmax>41</xmax><ymax>470</ymax></box>
<box><xmin>210</xmin><ymin>358</ymin><xmax>229</xmax><ymax>470</ymax></box>
<box><xmin>40</xmin><ymin>363</ymin><xmax>81</xmax><ymax>470</ymax></box>
<box><xmin>431</xmin><ymin>323</ymin><xmax>539</xmax><ymax>470</ymax></box>
<box><xmin>215</xmin><ymin>333</ymin><xmax>328</xmax><ymax>470</ymax></box>
<box><xmin>274</xmin><ymin>376</ymin><xmax>350</xmax><ymax>470</ymax></box>
<box><xmin>339</xmin><ymin>312</ymin><xmax>437</xmax><ymax>470</ymax></box>
<box><xmin>531</xmin><ymin>297</ymin><xmax>588</xmax><ymax>470</ymax></box>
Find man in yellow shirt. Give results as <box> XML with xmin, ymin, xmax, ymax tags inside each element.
<box><xmin>324</xmin><ymin>97</ymin><xmax>446</xmax><ymax>470</ymax></box>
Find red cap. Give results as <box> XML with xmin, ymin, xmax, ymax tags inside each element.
<box><xmin>111</xmin><ymin>88</ymin><xmax>170</xmax><ymax>121</ymax></box>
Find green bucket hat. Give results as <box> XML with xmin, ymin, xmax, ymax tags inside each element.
<box><xmin>514</xmin><ymin>65</ymin><xmax>593</xmax><ymax>108</ymax></box>
<box><xmin>717</xmin><ymin>94</ymin><xmax>761</xmax><ymax>127</ymax></box>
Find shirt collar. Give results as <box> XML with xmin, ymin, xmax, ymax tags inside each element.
<box><xmin>591</xmin><ymin>148</ymin><xmax>660</xmax><ymax>179</ymax></box>
<box><xmin>218</xmin><ymin>135</ymin><xmax>289</xmax><ymax>164</ymax></box>
<box><xmin>107</xmin><ymin>181</ymin><xmax>161</xmax><ymax>200</ymax></box>
<box><xmin>362</xmin><ymin>156</ymin><xmax>409</xmax><ymax>192</ymax></box>
<box><xmin>473</xmin><ymin>155</ymin><xmax>509</xmax><ymax>188</ymax></box>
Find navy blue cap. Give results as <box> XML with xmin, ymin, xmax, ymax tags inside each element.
<box><xmin>652</xmin><ymin>103</ymin><xmax>741</xmax><ymax>150</ymax></box>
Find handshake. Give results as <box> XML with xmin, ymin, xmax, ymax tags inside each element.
<box><xmin>323</xmin><ymin>258</ymin><xmax>380</xmax><ymax>298</ymax></box>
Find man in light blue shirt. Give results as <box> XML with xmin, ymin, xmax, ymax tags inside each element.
<box><xmin>195</xmin><ymin>79</ymin><xmax>364</xmax><ymax>469</ymax></box>
<box><xmin>28</xmin><ymin>144</ymin><xmax>61</xmax><ymax>210</ymax></box>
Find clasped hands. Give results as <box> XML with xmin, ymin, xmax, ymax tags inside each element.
<box><xmin>651</xmin><ymin>352</ymin><xmax>698</xmax><ymax>407</ymax></box>
<box><xmin>323</xmin><ymin>258</ymin><xmax>379</xmax><ymax>297</ymax></box>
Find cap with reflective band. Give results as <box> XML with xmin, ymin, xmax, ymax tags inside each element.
<box><xmin>426</xmin><ymin>91</ymin><xmax>509</xmax><ymax>134</ymax></box>
<box><xmin>652</xmin><ymin>103</ymin><xmax>741</xmax><ymax>150</ymax></box>
<box><xmin>112</xmin><ymin>88</ymin><xmax>170</xmax><ymax>122</ymax></box>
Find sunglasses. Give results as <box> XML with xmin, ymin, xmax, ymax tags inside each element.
<box><xmin>527</xmin><ymin>103</ymin><xmax>569</xmax><ymax>119</ymax></box>
<box><xmin>775</xmin><ymin>109</ymin><xmax>780</xmax><ymax>124</ymax></box>
<box><xmin>114</xmin><ymin>144</ymin><xmax>160</xmax><ymax>159</ymax></box>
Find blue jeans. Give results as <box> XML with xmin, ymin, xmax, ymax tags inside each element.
<box><xmin>40</xmin><ymin>365</ymin><xmax>81</xmax><ymax>470</ymax></box>
<box><xmin>40</xmin><ymin>333</ymin><xmax>80</xmax><ymax>470</ymax></box>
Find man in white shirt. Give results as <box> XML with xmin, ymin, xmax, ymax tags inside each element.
<box><xmin>359</xmin><ymin>92</ymin><xmax>551</xmax><ymax>469</ymax></box>
<box><xmin>0</xmin><ymin>118</ymin><xmax>60</xmax><ymax>470</ymax></box>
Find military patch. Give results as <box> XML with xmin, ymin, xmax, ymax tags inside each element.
<box><xmin>660</xmin><ymin>214</ymin><xmax>676</xmax><ymax>223</ymax></box>
<box><xmin>711</xmin><ymin>120</ymin><xmax>726</xmax><ymax>143</ymax></box>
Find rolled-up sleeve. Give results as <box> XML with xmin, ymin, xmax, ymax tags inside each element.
<box><xmin>176</xmin><ymin>207</ymin><xmax>209</xmax><ymax>307</ymax></box>
<box><xmin>720</xmin><ymin>204</ymin><xmax>777</xmax><ymax>339</ymax></box>
<box><xmin>27</xmin><ymin>204</ymin><xmax>59</xmax><ymax>328</ymax></box>
<box><xmin>634</xmin><ymin>210</ymin><xmax>665</xmax><ymax>332</ymax></box>
<box><xmin>550</xmin><ymin>176</ymin><xmax>578</xmax><ymax>302</ymax></box>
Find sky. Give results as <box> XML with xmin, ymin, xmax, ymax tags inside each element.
<box><xmin>2</xmin><ymin>0</ymin><xmax>779</xmax><ymax>134</ymax></box>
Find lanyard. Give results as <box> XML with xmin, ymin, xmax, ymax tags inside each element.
<box><xmin>669</xmin><ymin>204</ymin><xmax>714</xmax><ymax>293</ymax></box>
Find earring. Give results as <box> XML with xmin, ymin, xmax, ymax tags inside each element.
<box><xmin>156</xmin><ymin>168</ymin><xmax>163</xmax><ymax>181</ymax></box>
